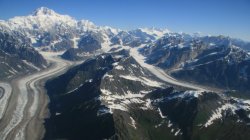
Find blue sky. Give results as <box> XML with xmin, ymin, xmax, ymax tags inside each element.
<box><xmin>0</xmin><ymin>0</ymin><xmax>249</xmax><ymax>41</ymax></box>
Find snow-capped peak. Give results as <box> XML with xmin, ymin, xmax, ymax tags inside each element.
<box><xmin>99</xmin><ymin>26</ymin><xmax>120</xmax><ymax>35</ymax></box>
<box><xmin>32</xmin><ymin>7</ymin><xmax>57</xmax><ymax>16</ymax></box>
<box><xmin>139</xmin><ymin>27</ymin><xmax>170</xmax><ymax>38</ymax></box>
<box><xmin>77</xmin><ymin>20</ymin><xmax>96</xmax><ymax>31</ymax></box>
<box><xmin>6</xmin><ymin>7</ymin><xmax>78</xmax><ymax>31</ymax></box>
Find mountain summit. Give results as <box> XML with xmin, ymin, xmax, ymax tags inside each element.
<box><xmin>32</xmin><ymin>7</ymin><xmax>57</xmax><ymax>16</ymax></box>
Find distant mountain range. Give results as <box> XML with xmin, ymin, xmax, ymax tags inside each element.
<box><xmin>1</xmin><ymin>7</ymin><xmax>250</xmax><ymax>140</ymax></box>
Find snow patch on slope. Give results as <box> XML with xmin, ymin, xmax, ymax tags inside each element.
<box><xmin>204</xmin><ymin>97</ymin><xmax>250</xmax><ymax>127</ymax></box>
<box><xmin>129</xmin><ymin>117</ymin><xmax>137</xmax><ymax>129</ymax></box>
<box><xmin>100</xmin><ymin>88</ymin><xmax>153</xmax><ymax>114</ymax></box>
<box><xmin>204</xmin><ymin>104</ymin><xmax>236</xmax><ymax>127</ymax></box>
<box><xmin>120</xmin><ymin>75</ymin><xmax>163</xmax><ymax>88</ymax></box>
<box><xmin>158</xmin><ymin>108</ymin><xmax>167</xmax><ymax>118</ymax></box>
<box><xmin>72</xmin><ymin>37</ymin><xmax>80</xmax><ymax>48</ymax></box>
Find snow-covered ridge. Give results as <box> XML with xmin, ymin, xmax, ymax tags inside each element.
<box><xmin>0</xmin><ymin>7</ymin><xmax>169</xmax><ymax>42</ymax></box>
<box><xmin>169</xmin><ymin>91</ymin><xmax>203</xmax><ymax>99</ymax></box>
<box><xmin>0</xmin><ymin>7</ymin><xmax>99</xmax><ymax>33</ymax></box>
<box><xmin>119</xmin><ymin>75</ymin><xmax>163</xmax><ymax>88</ymax></box>
<box><xmin>204</xmin><ymin>97</ymin><xmax>250</xmax><ymax>127</ymax></box>
<box><xmin>139</xmin><ymin>27</ymin><xmax>170</xmax><ymax>38</ymax></box>
<box><xmin>8</xmin><ymin>11</ymin><xmax>78</xmax><ymax>31</ymax></box>
<box><xmin>0</xmin><ymin>7</ymin><xmax>175</xmax><ymax>54</ymax></box>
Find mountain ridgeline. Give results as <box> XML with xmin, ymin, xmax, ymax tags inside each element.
<box><xmin>140</xmin><ymin>34</ymin><xmax>250</xmax><ymax>92</ymax></box>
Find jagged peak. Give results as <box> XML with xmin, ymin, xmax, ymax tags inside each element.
<box><xmin>32</xmin><ymin>7</ymin><xmax>57</xmax><ymax>16</ymax></box>
<box><xmin>78</xmin><ymin>20</ymin><xmax>95</xmax><ymax>26</ymax></box>
<box><xmin>137</xmin><ymin>27</ymin><xmax>170</xmax><ymax>38</ymax></box>
<box><xmin>139</xmin><ymin>27</ymin><xmax>170</xmax><ymax>33</ymax></box>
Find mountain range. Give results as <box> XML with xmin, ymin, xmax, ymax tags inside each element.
<box><xmin>0</xmin><ymin>7</ymin><xmax>250</xmax><ymax>140</ymax></box>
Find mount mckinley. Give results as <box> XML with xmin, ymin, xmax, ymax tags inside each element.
<box><xmin>0</xmin><ymin>7</ymin><xmax>250</xmax><ymax>140</ymax></box>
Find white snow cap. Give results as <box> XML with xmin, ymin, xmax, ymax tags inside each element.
<box><xmin>7</xmin><ymin>7</ymin><xmax>78</xmax><ymax>31</ymax></box>
<box><xmin>32</xmin><ymin>7</ymin><xmax>57</xmax><ymax>16</ymax></box>
<box><xmin>139</xmin><ymin>27</ymin><xmax>170</xmax><ymax>38</ymax></box>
